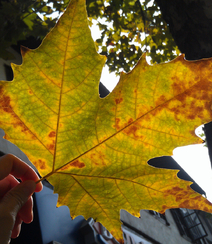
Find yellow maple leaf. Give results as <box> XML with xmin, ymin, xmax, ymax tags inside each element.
<box><xmin>0</xmin><ymin>0</ymin><xmax>212</xmax><ymax>240</ymax></box>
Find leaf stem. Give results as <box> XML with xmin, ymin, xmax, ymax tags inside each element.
<box><xmin>36</xmin><ymin>172</ymin><xmax>53</xmax><ymax>184</ymax></box>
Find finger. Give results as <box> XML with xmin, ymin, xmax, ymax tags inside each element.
<box><xmin>0</xmin><ymin>180</ymin><xmax>36</xmax><ymax>215</ymax></box>
<box><xmin>0</xmin><ymin>180</ymin><xmax>36</xmax><ymax>243</ymax></box>
<box><xmin>0</xmin><ymin>175</ymin><xmax>19</xmax><ymax>198</ymax></box>
<box><xmin>0</xmin><ymin>175</ymin><xmax>34</xmax><ymax>223</ymax></box>
<box><xmin>0</xmin><ymin>154</ymin><xmax>42</xmax><ymax>192</ymax></box>
<box><xmin>19</xmin><ymin>197</ymin><xmax>33</xmax><ymax>224</ymax></box>
<box><xmin>11</xmin><ymin>215</ymin><xmax>22</xmax><ymax>239</ymax></box>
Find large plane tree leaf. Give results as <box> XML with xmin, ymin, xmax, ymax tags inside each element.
<box><xmin>1</xmin><ymin>0</ymin><xmax>212</xmax><ymax>240</ymax></box>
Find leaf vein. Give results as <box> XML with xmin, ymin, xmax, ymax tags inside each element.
<box><xmin>27</xmin><ymin>52</ymin><xmax>61</xmax><ymax>88</ymax></box>
<box><xmin>5</xmin><ymin>107</ymin><xmax>53</xmax><ymax>155</ymax></box>
<box><xmin>115</xmin><ymin>179</ymin><xmax>134</xmax><ymax>210</ymax></box>
<box><xmin>71</xmin><ymin>175</ymin><xmax>113</xmax><ymax>224</ymax></box>
<box><xmin>58</xmin><ymin>172</ymin><xmax>163</xmax><ymax>194</ymax></box>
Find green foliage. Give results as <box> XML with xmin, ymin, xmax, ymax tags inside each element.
<box><xmin>0</xmin><ymin>0</ymin><xmax>69</xmax><ymax>59</ymax></box>
<box><xmin>0</xmin><ymin>0</ymin><xmax>180</xmax><ymax>75</ymax></box>
<box><xmin>86</xmin><ymin>0</ymin><xmax>180</xmax><ymax>74</ymax></box>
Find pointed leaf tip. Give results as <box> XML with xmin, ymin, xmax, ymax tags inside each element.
<box><xmin>20</xmin><ymin>46</ymin><xmax>30</xmax><ymax>57</ymax></box>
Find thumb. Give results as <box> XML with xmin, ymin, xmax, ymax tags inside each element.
<box><xmin>0</xmin><ymin>180</ymin><xmax>36</xmax><ymax>242</ymax></box>
<box><xmin>2</xmin><ymin>180</ymin><xmax>36</xmax><ymax>215</ymax></box>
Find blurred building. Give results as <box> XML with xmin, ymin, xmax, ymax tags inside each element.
<box><xmin>120</xmin><ymin>156</ymin><xmax>212</xmax><ymax>244</ymax></box>
<box><xmin>121</xmin><ymin>208</ymin><xmax>212</xmax><ymax>244</ymax></box>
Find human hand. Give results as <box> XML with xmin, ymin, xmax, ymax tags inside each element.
<box><xmin>0</xmin><ymin>154</ymin><xmax>43</xmax><ymax>244</ymax></box>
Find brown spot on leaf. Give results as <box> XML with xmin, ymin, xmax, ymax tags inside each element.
<box><xmin>178</xmin><ymin>200</ymin><xmax>192</xmax><ymax>209</ymax></box>
<box><xmin>0</xmin><ymin>94</ymin><xmax>11</xmax><ymax>113</ymax></box>
<box><xmin>48</xmin><ymin>144</ymin><xmax>55</xmax><ymax>151</ymax></box>
<box><xmin>186</xmin><ymin>185</ymin><xmax>191</xmax><ymax>191</ymax></box>
<box><xmin>172</xmin><ymin>81</ymin><xmax>187</xmax><ymax>96</ymax></box>
<box><xmin>176</xmin><ymin>95</ymin><xmax>187</xmax><ymax>106</ymax></box>
<box><xmin>0</xmin><ymin>92</ymin><xmax>33</xmax><ymax>136</ymax></box>
<box><xmin>176</xmin><ymin>192</ymin><xmax>188</xmax><ymax>202</ymax></box>
<box><xmin>169</xmin><ymin>78</ymin><xmax>212</xmax><ymax>121</ymax></box>
<box><xmin>202</xmin><ymin>199</ymin><xmax>212</xmax><ymax>212</ymax></box>
<box><xmin>178</xmin><ymin>196</ymin><xmax>212</xmax><ymax>212</ymax></box>
<box><xmin>163</xmin><ymin>186</ymin><xmax>184</xmax><ymax>198</ymax></box>
<box><xmin>155</xmin><ymin>95</ymin><xmax>167</xmax><ymax>107</ymax></box>
<box><xmin>203</xmin><ymin>206</ymin><xmax>209</xmax><ymax>213</ymax></box>
<box><xmin>113</xmin><ymin>118</ymin><xmax>121</xmax><ymax>130</ymax></box>
<box><xmin>115</xmin><ymin>97</ymin><xmax>123</xmax><ymax>104</ymax></box>
<box><xmin>70</xmin><ymin>160</ymin><xmax>85</xmax><ymax>168</ymax></box>
<box><xmin>163</xmin><ymin>185</ymin><xmax>211</xmax><ymax>210</ymax></box>
<box><xmin>161</xmin><ymin>205</ymin><xmax>169</xmax><ymax>213</ymax></box>
<box><xmin>61</xmin><ymin>160</ymin><xmax>86</xmax><ymax>170</ymax></box>
<box><xmin>28</xmin><ymin>90</ymin><xmax>33</xmax><ymax>95</ymax></box>
<box><xmin>124</xmin><ymin>125</ymin><xmax>138</xmax><ymax>137</ymax></box>
<box><xmin>36</xmin><ymin>159</ymin><xmax>47</xmax><ymax>170</ymax></box>
<box><xmin>172</xmin><ymin>186</ymin><xmax>184</xmax><ymax>192</ymax></box>
<box><xmin>123</xmin><ymin>121</ymin><xmax>143</xmax><ymax>140</ymax></box>
<box><xmin>90</xmin><ymin>151</ymin><xmax>106</xmax><ymax>166</ymax></box>
<box><xmin>151</xmin><ymin>96</ymin><xmax>169</xmax><ymax>117</ymax></box>
<box><xmin>21</xmin><ymin>126</ymin><xmax>28</xmax><ymax>132</ymax></box>
<box><xmin>127</xmin><ymin>118</ymin><xmax>133</xmax><ymax>124</ymax></box>
<box><xmin>49</xmin><ymin>131</ymin><xmax>56</xmax><ymax>137</ymax></box>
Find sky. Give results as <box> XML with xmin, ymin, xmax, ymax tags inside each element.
<box><xmin>173</xmin><ymin>143</ymin><xmax>212</xmax><ymax>201</ymax></box>
<box><xmin>89</xmin><ymin>23</ymin><xmax>212</xmax><ymax>203</ymax></box>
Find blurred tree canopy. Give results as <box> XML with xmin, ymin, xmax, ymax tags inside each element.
<box><xmin>0</xmin><ymin>0</ymin><xmax>69</xmax><ymax>59</ymax></box>
<box><xmin>87</xmin><ymin>0</ymin><xmax>180</xmax><ymax>74</ymax></box>
<box><xmin>0</xmin><ymin>0</ymin><xmax>180</xmax><ymax>74</ymax></box>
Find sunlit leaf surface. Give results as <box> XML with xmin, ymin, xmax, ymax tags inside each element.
<box><xmin>1</xmin><ymin>0</ymin><xmax>212</xmax><ymax>240</ymax></box>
